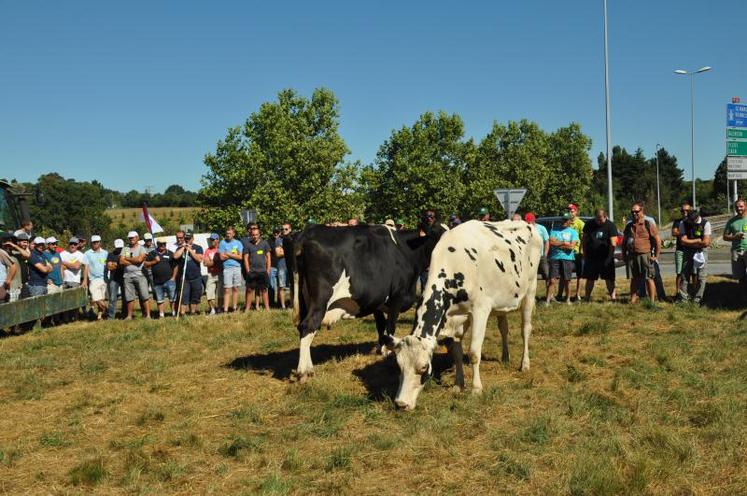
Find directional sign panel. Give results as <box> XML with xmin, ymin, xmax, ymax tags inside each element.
<box><xmin>493</xmin><ymin>188</ymin><xmax>527</xmax><ymax>220</ymax></box>
<box><xmin>728</xmin><ymin>141</ymin><xmax>747</xmax><ymax>156</ymax></box>
<box><xmin>727</xmin><ymin>156</ymin><xmax>747</xmax><ymax>171</ymax></box>
<box><xmin>727</xmin><ymin>103</ymin><xmax>747</xmax><ymax>128</ymax></box>
<box><xmin>728</xmin><ymin>171</ymin><xmax>747</xmax><ymax>180</ymax></box>
<box><xmin>727</xmin><ymin>128</ymin><xmax>747</xmax><ymax>139</ymax></box>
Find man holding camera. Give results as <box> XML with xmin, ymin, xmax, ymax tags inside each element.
<box><xmin>677</xmin><ymin>210</ymin><xmax>711</xmax><ymax>305</ymax></box>
<box><xmin>724</xmin><ymin>198</ymin><xmax>747</xmax><ymax>297</ymax></box>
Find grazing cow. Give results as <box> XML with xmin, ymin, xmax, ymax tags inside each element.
<box><xmin>385</xmin><ymin>220</ymin><xmax>542</xmax><ymax>410</ymax></box>
<box><xmin>289</xmin><ymin>223</ymin><xmax>447</xmax><ymax>382</ymax></box>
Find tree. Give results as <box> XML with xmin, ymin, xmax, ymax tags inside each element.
<box><xmin>199</xmin><ymin>88</ymin><xmax>358</xmax><ymax>231</ymax></box>
<box><xmin>362</xmin><ymin>111</ymin><xmax>473</xmax><ymax>225</ymax></box>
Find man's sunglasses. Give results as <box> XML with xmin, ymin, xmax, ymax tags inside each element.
<box><xmin>631</xmin><ymin>209</ymin><xmax>642</xmax><ymax>214</ymax></box>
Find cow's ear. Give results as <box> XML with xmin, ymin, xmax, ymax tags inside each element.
<box><xmin>383</xmin><ymin>334</ymin><xmax>401</xmax><ymax>351</ymax></box>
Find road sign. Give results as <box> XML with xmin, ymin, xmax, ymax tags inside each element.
<box><xmin>728</xmin><ymin>171</ymin><xmax>747</xmax><ymax>180</ymax></box>
<box><xmin>728</xmin><ymin>141</ymin><xmax>747</xmax><ymax>156</ymax></box>
<box><xmin>727</xmin><ymin>104</ymin><xmax>747</xmax><ymax>128</ymax></box>
<box><xmin>727</xmin><ymin>128</ymin><xmax>747</xmax><ymax>139</ymax></box>
<box><xmin>493</xmin><ymin>188</ymin><xmax>527</xmax><ymax>219</ymax></box>
<box><xmin>727</xmin><ymin>156</ymin><xmax>747</xmax><ymax>171</ymax></box>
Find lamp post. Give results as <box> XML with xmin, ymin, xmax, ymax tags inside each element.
<box><xmin>674</xmin><ymin>66</ymin><xmax>712</xmax><ymax>210</ymax></box>
<box><xmin>655</xmin><ymin>144</ymin><xmax>661</xmax><ymax>224</ymax></box>
<box><xmin>603</xmin><ymin>0</ymin><xmax>614</xmax><ymax>221</ymax></box>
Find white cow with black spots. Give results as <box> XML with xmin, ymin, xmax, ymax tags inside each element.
<box><xmin>385</xmin><ymin>220</ymin><xmax>542</xmax><ymax>410</ymax></box>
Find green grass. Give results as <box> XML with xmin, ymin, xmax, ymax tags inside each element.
<box><xmin>0</xmin><ymin>276</ymin><xmax>746</xmax><ymax>494</ymax></box>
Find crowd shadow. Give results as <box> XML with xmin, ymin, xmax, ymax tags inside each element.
<box><xmin>702</xmin><ymin>280</ymin><xmax>745</xmax><ymax>311</ymax></box>
<box><xmin>226</xmin><ymin>342</ymin><xmax>376</xmax><ymax>380</ymax></box>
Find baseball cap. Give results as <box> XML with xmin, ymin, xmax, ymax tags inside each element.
<box><xmin>69</xmin><ymin>237</ymin><xmax>80</xmax><ymax>244</ymax></box>
<box><xmin>478</xmin><ymin>207</ymin><xmax>489</xmax><ymax>215</ymax></box>
<box><xmin>90</xmin><ymin>235</ymin><xmax>102</xmax><ymax>242</ymax></box>
<box><xmin>114</xmin><ymin>239</ymin><xmax>125</xmax><ymax>248</ymax></box>
<box><xmin>127</xmin><ymin>231</ymin><xmax>138</xmax><ymax>238</ymax></box>
<box><xmin>156</xmin><ymin>237</ymin><xmax>168</xmax><ymax>244</ymax></box>
<box><xmin>209</xmin><ymin>233</ymin><xmax>220</xmax><ymax>240</ymax></box>
<box><xmin>395</xmin><ymin>218</ymin><xmax>404</xmax><ymax>225</ymax></box>
<box><xmin>16</xmin><ymin>232</ymin><xmax>30</xmax><ymax>241</ymax></box>
<box><xmin>524</xmin><ymin>212</ymin><xmax>536</xmax><ymax>223</ymax></box>
<box><xmin>33</xmin><ymin>236</ymin><xmax>46</xmax><ymax>245</ymax></box>
<box><xmin>384</xmin><ymin>219</ymin><xmax>395</xmax><ymax>227</ymax></box>
<box><xmin>567</xmin><ymin>203</ymin><xmax>578</xmax><ymax>212</ymax></box>
<box><xmin>143</xmin><ymin>232</ymin><xmax>153</xmax><ymax>240</ymax></box>
<box><xmin>45</xmin><ymin>236</ymin><xmax>57</xmax><ymax>244</ymax></box>
<box><xmin>306</xmin><ymin>218</ymin><xmax>317</xmax><ymax>225</ymax></box>
<box><xmin>562</xmin><ymin>212</ymin><xmax>572</xmax><ymax>220</ymax></box>
<box><xmin>185</xmin><ymin>232</ymin><xmax>194</xmax><ymax>239</ymax></box>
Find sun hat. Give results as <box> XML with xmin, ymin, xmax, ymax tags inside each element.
<box><xmin>90</xmin><ymin>235</ymin><xmax>102</xmax><ymax>242</ymax></box>
<box><xmin>143</xmin><ymin>232</ymin><xmax>153</xmax><ymax>240</ymax></box>
<box><xmin>45</xmin><ymin>236</ymin><xmax>57</xmax><ymax>244</ymax></box>
<box><xmin>114</xmin><ymin>239</ymin><xmax>125</xmax><ymax>248</ymax></box>
<box><xmin>33</xmin><ymin>236</ymin><xmax>46</xmax><ymax>244</ymax></box>
<box><xmin>384</xmin><ymin>219</ymin><xmax>395</xmax><ymax>227</ymax></box>
<box><xmin>127</xmin><ymin>231</ymin><xmax>138</xmax><ymax>238</ymax></box>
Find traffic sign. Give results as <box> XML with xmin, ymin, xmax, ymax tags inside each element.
<box><xmin>728</xmin><ymin>171</ymin><xmax>747</xmax><ymax>180</ymax></box>
<box><xmin>728</xmin><ymin>141</ymin><xmax>747</xmax><ymax>156</ymax></box>
<box><xmin>727</xmin><ymin>156</ymin><xmax>747</xmax><ymax>171</ymax></box>
<box><xmin>493</xmin><ymin>188</ymin><xmax>527</xmax><ymax>219</ymax></box>
<box><xmin>727</xmin><ymin>104</ymin><xmax>747</xmax><ymax>128</ymax></box>
<box><xmin>728</xmin><ymin>128</ymin><xmax>747</xmax><ymax>139</ymax></box>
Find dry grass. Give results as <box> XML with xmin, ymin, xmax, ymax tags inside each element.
<box><xmin>105</xmin><ymin>207</ymin><xmax>198</xmax><ymax>228</ymax></box>
<box><xmin>1</xmin><ymin>277</ymin><xmax>746</xmax><ymax>495</ymax></box>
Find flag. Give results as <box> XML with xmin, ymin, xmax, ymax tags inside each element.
<box><xmin>140</xmin><ymin>203</ymin><xmax>164</xmax><ymax>234</ymax></box>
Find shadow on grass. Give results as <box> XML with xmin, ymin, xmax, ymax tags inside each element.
<box><xmin>226</xmin><ymin>342</ymin><xmax>377</xmax><ymax>380</ymax></box>
<box><xmin>352</xmin><ymin>351</ymin><xmax>458</xmax><ymax>401</ymax></box>
<box><xmin>702</xmin><ymin>281</ymin><xmax>745</xmax><ymax>311</ymax></box>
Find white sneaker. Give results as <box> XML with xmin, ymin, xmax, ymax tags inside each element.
<box><xmin>209</xmin><ymin>308</ymin><xmax>216</xmax><ymax>315</ymax></box>
<box><xmin>159</xmin><ymin>313</ymin><xmax>165</xmax><ymax>318</ymax></box>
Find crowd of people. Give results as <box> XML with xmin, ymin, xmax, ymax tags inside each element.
<box><xmin>1</xmin><ymin>197</ymin><xmax>744</xmax><ymax>325</ymax></box>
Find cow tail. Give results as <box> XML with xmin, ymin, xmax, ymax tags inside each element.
<box><xmin>288</xmin><ymin>233</ymin><xmax>303</xmax><ymax>327</ymax></box>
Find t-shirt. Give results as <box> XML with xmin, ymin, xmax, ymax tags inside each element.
<box><xmin>243</xmin><ymin>238</ymin><xmax>271</xmax><ymax>273</ymax></box>
<box><xmin>204</xmin><ymin>247</ymin><xmax>222</xmax><ymax>276</ymax></box>
<box><xmin>60</xmin><ymin>250</ymin><xmax>86</xmax><ymax>284</ymax></box>
<box><xmin>582</xmin><ymin>219</ymin><xmax>618</xmax><ymax>259</ymax></box>
<box><xmin>218</xmin><ymin>239</ymin><xmax>243</xmax><ymax>268</ymax></box>
<box><xmin>121</xmin><ymin>245</ymin><xmax>146</xmax><ymax>276</ymax></box>
<box><xmin>176</xmin><ymin>244</ymin><xmax>204</xmax><ymax>281</ymax></box>
<box><xmin>0</xmin><ymin>248</ymin><xmax>15</xmax><ymax>285</ymax></box>
<box><xmin>147</xmin><ymin>249</ymin><xmax>175</xmax><ymax>285</ymax></box>
<box><xmin>679</xmin><ymin>219</ymin><xmax>712</xmax><ymax>253</ymax></box>
<box><xmin>724</xmin><ymin>215</ymin><xmax>747</xmax><ymax>252</ymax></box>
<box><xmin>106</xmin><ymin>249</ymin><xmax>124</xmax><ymax>283</ymax></box>
<box><xmin>10</xmin><ymin>250</ymin><xmax>28</xmax><ymax>287</ymax></box>
<box><xmin>534</xmin><ymin>224</ymin><xmax>549</xmax><ymax>247</ymax></box>
<box><xmin>625</xmin><ymin>220</ymin><xmax>659</xmax><ymax>255</ymax></box>
<box><xmin>45</xmin><ymin>250</ymin><xmax>63</xmax><ymax>286</ymax></box>
<box><xmin>549</xmin><ymin>227</ymin><xmax>579</xmax><ymax>261</ymax></box>
<box><xmin>570</xmin><ymin>218</ymin><xmax>585</xmax><ymax>254</ymax></box>
<box><xmin>28</xmin><ymin>250</ymin><xmax>49</xmax><ymax>287</ymax></box>
<box><xmin>270</xmin><ymin>236</ymin><xmax>285</xmax><ymax>269</ymax></box>
<box><xmin>84</xmin><ymin>248</ymin><xmax>108</xmax><ymax>280</ymax></box>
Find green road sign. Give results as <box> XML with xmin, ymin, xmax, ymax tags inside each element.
<box><xmin>727</xmin><ymin>128</ymin><xmax>747</xmax><ymax>139</ymax></box>
<box><xmin>728</xmin><ymin>140</ymin><xmax>747</xmax><ymax>156</ymax></box>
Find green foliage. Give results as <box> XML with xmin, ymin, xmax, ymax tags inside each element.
<box><xmin>199</xmin><ymin>88</ymin><xmax>363</xmax><ymax>231</ymax></box>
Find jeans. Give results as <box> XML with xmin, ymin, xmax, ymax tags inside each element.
<box><xmin>108</xmin><ymin>279</ymin><xmax>122</xmax><ymax>319</ymax></box>
<box><xmin>27</xmin><ymin>284</ymin><xmax>48</xmax><ymax>297</ymax></box>
<box><xmin>154</xmin><ymin>280</ymin><xmax>177</xmax><ymax>303</ymax></box>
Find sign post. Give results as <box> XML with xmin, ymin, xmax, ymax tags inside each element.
<box><xmin>727</xmin><ymin>103</ymin><xmax>747</xmax><ymax>202</ymax></box>
<box><xmin>493</xmin><ymin>188</ymin><xmax>527</xmax><ymax>220</ymax></box>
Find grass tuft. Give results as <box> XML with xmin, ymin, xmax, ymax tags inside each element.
<box><xmin>68</xmin><ymin>457</ymin><xmax>107</xmax><ymax>486</ymax></box>
<box><xmin>325</xmin><ymin>447</ymin><xmax>353</xmax><ymax>470</ymax></box>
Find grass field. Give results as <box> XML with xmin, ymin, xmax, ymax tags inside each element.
<box><xmin>1</xmin><ymin>278</ymin><xmax>746</xmax><ymax>495</ymax></box>
<box><xmin>105</xmin><ymin>208</ymin><xmax>198</xmax><ymax>231</ymax></box>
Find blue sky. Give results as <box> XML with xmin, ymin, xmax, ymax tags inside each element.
<box><xmin>1</xmin><ymin>1</ymin><xmax>745</xmax><ymax>193</ymax></box>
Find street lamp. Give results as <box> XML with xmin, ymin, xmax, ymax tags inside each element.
<box><xmin>655</xmin><ymin>144</ymin><xmax>661</xmax><ymax>224</ymax></box>
<box><xmin>603</xmin><ymin>0</ymin><xmax>614</xmax><ymax>221</ymax></box>
<box><xmin>674</xmin><ymin>66</ymin><xmax>712</xmax><ymax>210</ymax></box>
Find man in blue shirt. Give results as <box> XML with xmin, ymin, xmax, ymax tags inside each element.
<box><xmin>44</xmin><ymin>236</ymin><xmax>64</xmax><ymax>294</ymax></box>
<box><xmin>546</xmin><ymin>213</ymin><xmax>579</xmax><ymax>305</ymax></box>
<box><xmin>218</xmin><ymin>226</ymin><xmax>243</xmax><ymax>313</ymax></box>
<box><xmin>27</xmin><ymin>237</ymin><xmax>52</xmax><ymax>297</ymax></box>
<box><xmin>84</xmin><ymin>235</ymin><xmax>109</xmax><ymax>320</ymax></box>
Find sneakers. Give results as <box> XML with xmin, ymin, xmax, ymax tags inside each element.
<box><xmin>209</xmin><ymin>308</ymin><xmax>216</xmax><ymax>315</ymax></box>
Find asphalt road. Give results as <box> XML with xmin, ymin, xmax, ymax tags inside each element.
<box><xmin>615</xmin><ymin>246</ymin><xmax>733</xmax><ymax>278</ymax></box>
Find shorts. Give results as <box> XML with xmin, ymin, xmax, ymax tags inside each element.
<box><xmin>276</xmin><ymin>267</ymin><xmax>289</xmax><ymax>288</ymax></box>
<box><xmin>177</xmin><ymin>277</ymin><xmax>203</xmax><ymax>305</ymax></box>
<box><xmin>246</xmin><ymin>271</ymin><xmax>269</xmax><ymax>290</ymax></box>
<box><xmin>731</xmin><ymin>250</ymin><xmax>747</xmax><ymax>280</ymax></box>
<box><xmin>89</xmin><ymin>279</ymin><xmax>107</xmax><ymax>301</ymax></box>
<box><xmin>582</xmin><ymin>257</ymin><xmax>615</xmax><ymax>281</ymax></box>
<box><xmin>222</xmin><ymin>265</ymin><xmax>242</xmax><ymax>288</ymax></box>
<box><xmin>123</xmin><ymin>273</ymin><xmax>151</xmax><ymax>302</ymax></box>
<box><xmin>63</xmin><ymin>282</ymin><xmax>81</xmax><ymax>290</ymax></box>
<box><xmin>675</xmin><ymin>250</ymin><xmax>685</xmax><ymax>275</ymax></box>
<box><xmin>154</xmin><ymin>279</ymin><xmax>176</xmax><ymax>304</ymax></box>
<box><xmin>574</xmin><ymin>253</ymin><xmax>584</xmax><ymax>278</ymax></box>
<box><xmin>549</xmin><ymin>259</ymin><xmax>575</xmax><ymax>281</ymax></box>
<box><xmin>629</xmin><ymin>253</ymin><xmax>655</xmax><ymax>280</ymax></box>
<box><xmin>537</xmin><ymin>256</ymin><xmax>549</xmax><ymax>280</ymax></box>
<box><xmin>206</xmin><ymin>273</ymin><xmax>221</xmax><ymax>300</ymax></box>
<box><xmin>27</xmin><ymin>284</ymin><xmax>48</xmax><ymax>297</ymax></box>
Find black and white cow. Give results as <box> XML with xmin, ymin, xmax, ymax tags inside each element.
<box><xmin>385</xmin><ymin>220</ymin><xmax>542</xmax><ymax>410</ymax></box>
<box><xmin>289</xmin><ymin>223</ymin><xmax>447</xmax><ymax>382</ymax></box>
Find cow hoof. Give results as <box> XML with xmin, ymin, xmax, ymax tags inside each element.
<box><xmin>519</xmin><ymin>362</ymin><xmax>530</xmax><ymax>372</ymax></box>
<box><xmin>292</xmin><ymin>369</ymin><xmax>314</xmax><ymax>383</ymax></box>
<box><xmin>471</xmin><ymin>387</ymin><xmax>483</xmax><ymax>395</ymax></box>
<box><xmin>451</xmin><ymin>385</ymin><xmax>466</xmax><ymax>393</ymax></box>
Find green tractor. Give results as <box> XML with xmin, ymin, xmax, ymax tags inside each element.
<box><xmin>0</xmin><ymin>179</ymin><xmax>88</xmax><ymax>330</ymax></box>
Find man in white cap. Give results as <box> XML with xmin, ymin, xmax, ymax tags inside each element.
<box><xmin>60</xmin><ymin>237</ymin><xmax>86</xmax><ymax>290</ymax></box>
<box><xmin>26</xmin><ymin>237</ymin><xmax>52</xmax><ymax>297</ymax></box>
<box><xmin>119</xmin><ymin>231</ymin><xmax>151</xmax><ymax>319</ymax></box>
<box><xmin>83</xmin><ymin>235</ymin><xmax>109</xmax><ymax>320</ymax></box>
<box><xmin>106</xmin><ymin>239</ymin><xmax>125</xmax><ymax>319</ymax></box>
<box><xmin>44</xmin><ymin>237</ymin><xmax>64</xmax><ymax>294</ymax></box>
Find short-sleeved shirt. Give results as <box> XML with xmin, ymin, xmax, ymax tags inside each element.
<box><xmin>28</xmin><ymin>250</ymin><xmax>49</xmax><ymax>287</ymax></box>
<box><xmin>679</xmin><ymin>219</ymin><xmax>712</xmax><ymax>253</ymax></box>
<box><xmin>84</xmin><ymin>248</ymin><xmax>108</xmax><ymax>280</ymax></box>
<box><xmin>204</xmin><ymin>247</ymin><xmax>222</xmax><ymax>276</ymax></box>
<box><xmin>177</xmin><ymin>244</ymin><xmax>204</xmax><ymax>281</ymax></box>
<box><xmin>106</xmin><ymin>249</ymin><xmax>124</xmax><ymax>283</ymax></box>
<box><xmin>724</xmin><ymin>215</ymin><xmax>747</xmax><ymax>252</ymax></box>
<box><xmin>582</xmin><ymin>219</ymin><xmax>618</xmax><ymax>259</ymax></box>
<box><xmin>218</xmin><ymin>239</ymin><xmax>243</xmax><ymax>268</ymax></box>
<box><xmin>570</xmin><ymin>218</ymin><xmax>585</xmax><ymax>253</ymax></box>
<box><xmin>60</xmin><ymin>250</ymin><xmax>86</xmax><ymax>284</ymax></box>
<box><xmin>121</xmin><ymin>245</ymin><xmax>146</xmax><ymax>275</ymax></box>
<box><xmin>243</xmin><ymin>238</ymin><xmax>271</xmax><ymax>273</ymax></box>
<box><xmin>626</xmin><ymin>219</ymin><xmax>659</xmax><ymax>255</ymax></box>
<box><xmin>45</xmin><ymin>250</ymin><xmax>63</xmax><ymax>286</ymax></box>
<box><xmin>147</xmin><ymin>249</ymin><xmax>175</xmax><ymax>285</ymax></box>
<box><xmin>549</xmin><ymin>227</ymin><xmax>579</xmax><ymax>261</ymax></box>
<box><xmin>534</xmin><ymin>224</ymin><xmax>549</xmax><ymax>246</ymax></box>
<box><xmin>270</xmin><ymin>236</ymin><xmax>285</xmax><ymax>269</ymax></box>
<box><xmin>0</xmin><ymin>248</ymin><xmax>15</xmax><ymax>284</ymax></box>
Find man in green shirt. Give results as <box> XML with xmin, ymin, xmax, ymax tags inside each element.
<box><xmin>723</xmin><ymin>199</ymin><xmax>747</xmax><ymax>295</ymax></box>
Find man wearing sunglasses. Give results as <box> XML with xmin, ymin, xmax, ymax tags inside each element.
<box><xmin>622</xmin><ymin>202</ymin><xmax>661</xmax><ymax>303</ymax></box>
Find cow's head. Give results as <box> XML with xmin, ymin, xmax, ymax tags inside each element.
<box><xmin>385</xmin><ymin>334</ymin><xmax>437</xmax><ymax>411</ymax></box>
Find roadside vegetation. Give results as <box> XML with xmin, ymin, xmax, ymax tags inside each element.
<box><xmin>1</xmin><ymin>277</ymin><xmax>745</xmax><ymax>494</ymax></box>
